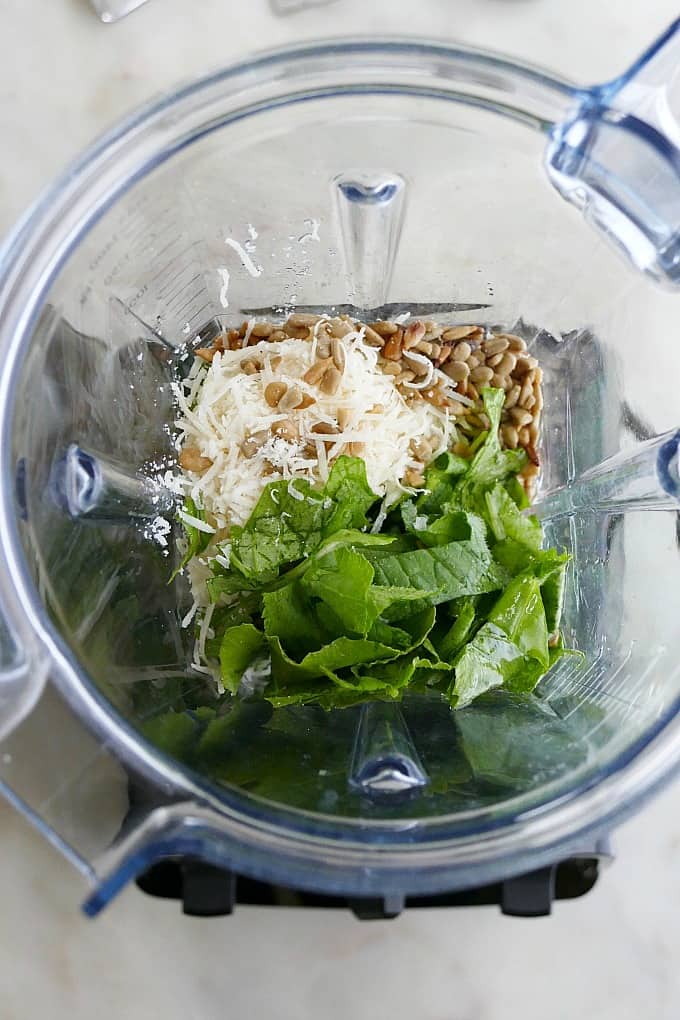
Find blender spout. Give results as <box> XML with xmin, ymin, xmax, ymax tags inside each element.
<box><xmin>50</xmin><ymin>443</ymin><xmax>179</xmax><ymax>524</ymax></box>
<box><xmin>546</xmin><ymin>17</ymin><xmax>680</xmax><ymax>288</ymax></box>
<box><xmin>530</xmin><ymin>428</ymin><xmax>680</xmax><ymax>521</ymax></box>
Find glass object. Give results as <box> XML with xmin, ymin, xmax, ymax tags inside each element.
<box><xmin>90</xmin><ymin>0</ymin><xmax>150</xmax><ymax>22</ymax></box>
<box><xmin>1</xmin><ymin>24</ymin><xmax>680</xmax><ymax>909</ymax></box>
<box><xmin>270</xmin><ymin>0</ymin><xmax>339</xmax><ymax>13</ymax></box>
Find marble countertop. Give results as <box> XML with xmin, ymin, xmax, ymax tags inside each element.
<box><xmin>2</xmin><ymin>2</ymin><xmax>680</xmax><ymax>1018</ymax></box>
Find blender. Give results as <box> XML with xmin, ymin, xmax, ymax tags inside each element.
<box><xmin>0</xmin><ymin>20</ymin><xmax>679</xmax><ymax>918</ymax></box>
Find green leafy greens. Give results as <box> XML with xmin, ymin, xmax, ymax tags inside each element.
<box><xmin>176</xmin><ymin>388</ymin><xmax>572</xmax><ymax>713</ymax></box>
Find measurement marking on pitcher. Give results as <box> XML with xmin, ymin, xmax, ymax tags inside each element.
<box><xmin>164</xmin><ymin>274</ymin><xmax>204</xmax><ymax>309</ymax></box>
<box><xmin>183</xmin><ymin>297</ymin><xmax>213</xmax><ymax>326</ymax></box>
<box><xmin>149</xmin><ymin>242</ymin><xmax>196</xmax><ymax>287</ymax></box>
<box><xmin>154</xmin><ymin>237</ymin><xmax>184</xmax><ymax>263</ymax></box>
<box><xmin>159</xmin><ymin>267</ymin><xmax>202</xmax><ymax>302</ymax></box>
<box><xmin>157</xmin><ymin>264</ymin><xmax>194</xmax><ymax>299</ymax></box>
<box><xmin>183</xmin><ymin>299</ymin><xmax>212</xmax><ymax>324</ymax></box>
<box><xmin>171</xmin><ymin>289</ymin><xmax>209</xmax><ymax>320</ymax></box>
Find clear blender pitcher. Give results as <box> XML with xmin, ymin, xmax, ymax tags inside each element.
<box><xmin>1</xmin><ymin>22</ymin><xmax>680</xmax><ymax>915</ymax></box>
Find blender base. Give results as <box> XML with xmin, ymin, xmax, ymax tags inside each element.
<box><xmin>135</xmin><ymin>841</ymin><xmax>610</xmax><ymax>920</ymax></box>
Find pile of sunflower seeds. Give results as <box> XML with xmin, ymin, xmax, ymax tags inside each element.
<box><xmin>192</xmin><ymin>314</ymin><xmax>542</xmax><ymax>495</ymax></box>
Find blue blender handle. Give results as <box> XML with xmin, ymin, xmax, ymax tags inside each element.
<box><xmin>546</xmin><ymin>17</ymin><xmax>680</xmax><ymax>287</ymax></box>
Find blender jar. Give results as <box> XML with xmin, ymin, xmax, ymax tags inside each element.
<box><xmin>0</xmin><ymin>25</ymin><xmax>679</xmax><ymax>912</ymax></box>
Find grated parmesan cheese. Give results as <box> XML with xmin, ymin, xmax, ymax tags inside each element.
<box><xmin>175</xmin><ymin>332</ymin><xmax>454</xmax><ymax>540</ymax></box>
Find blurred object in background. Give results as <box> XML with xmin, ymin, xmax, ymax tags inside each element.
<box><xmin>90</xmin><ymin>0</ymin><xmax>340</xmax><ymax>21</ymax></box>
<box><xmin>90</xmin><ymin>0</ymin><xmax>150</xmax><ymax>21</ymax></box>
<box><xmin>270</xmin><ymin>0</ymin><xmax>340</xmax><ymax>13</ymax></box>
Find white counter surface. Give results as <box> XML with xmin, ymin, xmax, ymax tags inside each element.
<box><xmin>2</xmin><ymin>2</ymin><xmax>680</xmax><ymax>1018</ymax></box>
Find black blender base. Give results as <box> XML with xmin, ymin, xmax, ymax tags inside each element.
<box><xmin>135</xmin><ymin>847</ymin><xmax>606</xmax><ymax>920</ymax></box>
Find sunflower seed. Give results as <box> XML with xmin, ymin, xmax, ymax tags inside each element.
<box><xmin>510</xmin><ymin>407</ymin><xmax>533</xmax><ymax>427</ymax></box>
<box><xmin>383</xmin><ymin>332</ymin><xmax>404</xmax><ymax>360</ymax></box>
<box><xmin>504</xmin><ymin>384</ymin><xmax>521</xmax><ymax>409</ymax></box>
<box><xmin>501</xmin><ymin>424</ymin><xmax>519</xmax><ymax>449</ymax></box>
<box><xmin>278</xmin><ymin>384</ymin><xmax>304</xmax><ymax>412</ymax></box>
<box><xmin>271</xmin><ymin>419</ymin><xmax>298</xmax><ymax>441</ymax></box>
<box><xmin>470</xmin><ymin>365</ymin><xmax>494</xmax><ymax>383</ymax></box>
<box><xmin>496</xmin><ymin>352</ymin><xmax>517</xmax><ymax>376</ymax></box>
<box><xmin>515</xmin><ymin>355</ymin><xmax>539</xmax><ymax>376</ymax></box>
<box><xmin>287</xmin><ymin>313</ymin><xmax>321</xmax><ymax>328</ymax></box>
<box><xmin>452</xmin><ymin>342</ymin><xmax>472</xmax><ymax>362</ymax></box>
<box><xmin>402</xmin><ymin>321</ymin><xmax>427</xmax><ymax>350</ymax></box>
<box><xmin>395</xmin><ymin>370</ymin><xmax>416</xmax><ymax>384</ymax></box>
<box><xmin>251</xmin><ymin>322</ymin><xmax>273</xmax><ymax>338</ymax></box>
<box><xmin>442</xmin><ymin>325</ymin><xmax>477</xmax><ymax>342</ymax></box>
<box><xmin>444</xmin><ymin>360</ymin><xmax>470</xmax><ymax>382</ymax></box>
<box><xmin>320</xmin><ymin>365</ymin><xmax>342</xmax><ymax>395</ymax></box>
<box><xmin>303</xmin><ymin>358</ymin><xmax>332</xmax><ymax>385</ymax></box>
<box><xmin>195</xmin><ymin>348</ymin><xmax>216</xmax><ymax>363</ymax></box>
<box><xmin>483</xmin><ymin>336</ymin><xmax>510</xmax><ymax>356</ymax></box>
<box><xmin>179</xmin><ymin>446</ymin><xmax>213</xmax><ymax>473</ymax></box>
<box><xmin>329</xmin><ymin>318</ymin><xmax>354</xmax><ymax>339</ymax></box>
<box><xmin>363</xmin><ymin>324</ymin><xmax>386</xmax><ymax>347</ymax></box>
<box><xmin>410</xmin><ymin>437</ymin><xmax>433</xmax><ymax>459</ymax></box>
<box><xmin>240</xmin><ymin>357</ymin><xmax>261</xmax><ymax>375</ymax></box>
<box><xmin>264</xmin><ymin>381</ymin><xmax>288</xmax><ymax>407</ymax></box>
<box><xmin>370</xmin><ymin>320</ymin><xmax>399</xmax><ymax>336</ymax></box>
<box><xmin>331</xmin><ymin>337</ymin><xmax>346</xmax><ymax>371</ymax></box>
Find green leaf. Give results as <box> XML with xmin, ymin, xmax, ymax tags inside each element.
<box><xmin>366</xmin><ymin>617</ymin><xmax>415</xmax><ymax>649</ymax></box>
<box><xmin>268</xmin><ymin>634</ymin><xmax>405</xmax><ymax>687</ymax></box>
<box><xmin>204</xmin><ymin>597</ymin><xmax>259</xmax><ymax>659</ymax></box>
<box><xmin>206</xmin><ymin>573</ymin><xmax>259</xmax><ymax>601</ymax></box>
<box><xmin>227</xmin><ymin>457</ymin><xmax>379</xmax><ymax>585</ymax></box>
<box><xmin>229</xmin><ymin>479</ymin><xmax>326</xmax><ymax>583</ymax></box>
<box><xmin>464</xmin><ymin>388</ymin><xmax>528</xmax><ymax>490</ymax></box>
<box><xmin>142</xmin><ymin>711</ymin><xmax>200</xmax><ymax>759</ymax></box>
<box><xmin>262</xmin><ymin>581</ymin><xmax>320</xmax><ymax>658</ymax></box>
<box><xmin>321</xmin><ymin>455</ymin><xmax>378</xmax><ymax>534</ymax></box>
<box><xmin>541</xmin><ymin>557</ymin><xmax>569</xmax><ymax>635</ymax></box>
<box><xmin>456</xmin><ymin>691</ymin><xmax>588</xmax><ymax>788</ymax></box>
<box><xmin>265</xmin><ymin>607</ymin><xmax>436</xmax><ymax>708</ymax></box>
<box><xmin>450</xmin><ymin>622</ymin><xmax>528</xmax><ymax>708</ymax></box>
<box><xmin>437</xmin><ymin>597</ymin><xmax>478</xmax><ymax>661</ymax></box>
<box><xmin>504</xmin><ymin>475</ymin><xmax>530</xmax><ymax>510</ymax></box>
<box><xmin>301</xmin><ymin>546</ymin><xmax>428</xmax><ymax>636</ymax></box>
<box><xmin>301</xmin><ymin>546</ymin><xmax>375</xmax><ymax>634</ymax></box>
<box><xmin>487</xmin><ymin>572</ymin><xmax>549</xmax><ymax>668</ymax></box>
<box><xmin>403</xmin><ymin>501</ymin><xmax>484</xmax><ymax>549</ymax></box>
<box><xmin>269</xmin><ymin>647</ymin><xmax>433</xmax><ymax>712</ymax></box>
<box><xmin>170</xmin><ymin>498</ymin><xmax>213</xmax><ymax>580</ymax></box>
<box><xmin>219</xmin><ymin>623</ymin><xmax>266</xmax><ymax>695</ymax></box>
<box><xmin>444</xmin><ymin>389</ymin><xmax>527</xmax><ymax>517</ymax></box>
<box><xmin>416</xmin><ymin>451</ymin><xmax>469</xmax><ymax>517</ymax></box>
<box><xmin>372</xmin><ymin>529</ymin><xmax>507</xmax><ymax>618</ymax></box>
<box><xmin>484</xmin><ymin>483</ymin><xmax>542</xmax><ymax>551</ymax></box>
<box><xmin>490</xmin><ymin>538</ymin><xmax>536</xmax><ymax>576</ymax></box>
<box><xmin>448</xmin><ymin>559</ymin><xmax>562</xmax><ymax>707</ymax></box>
<box><xmin>196</xmin><ymin>701</ymin><xmax>273</xmax><ymax>759</ymax></box>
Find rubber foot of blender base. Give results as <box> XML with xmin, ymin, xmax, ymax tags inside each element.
<box><xmin>501</xmin><ymin>866</ymin><xmax>556</xmax><ymax>917</ymax></box>
<box><xmin>134</xmin><ymin>854</ymin><xmax>604</xmax><ymax>919</ymax></box>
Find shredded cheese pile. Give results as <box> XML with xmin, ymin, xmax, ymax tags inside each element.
<box><xmin>174</xmin><ymin>326</ymin><xmax>454</xmax><ymax>535</ymax></box>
